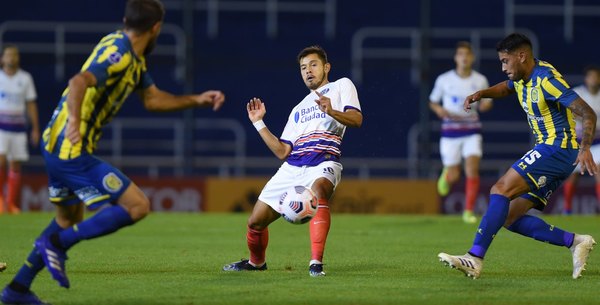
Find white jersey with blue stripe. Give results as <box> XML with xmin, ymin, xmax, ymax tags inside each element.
<box><xmin>280</xmin><ymin>77</ymin><xmax>361</xmax><ymax>167</ymax></box>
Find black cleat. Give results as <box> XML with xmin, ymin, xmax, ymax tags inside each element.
<box><xmin>309</xmin><ymin>263</ymin><xmax>325</xmax><ymax>277</ymax></box>
<box><xmin>222</xmin><ymin>259</ymin><xmax>267</xmax><ymax>271</ymax></box>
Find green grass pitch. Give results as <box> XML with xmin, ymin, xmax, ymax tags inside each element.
<box><xmin>0</xmin><ymin>213</ymin><xmax>598</xmax><ymax>305</ymax></box>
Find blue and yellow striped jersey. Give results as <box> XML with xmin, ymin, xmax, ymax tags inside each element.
<box><xmin>42</xmin><ymin>31</ymin><xmax>154</xmax><ymax>160</ymax></box>
<box><xmin>507</xmin><ymin>59</ymin><xmax>579</xmax><ymax>149</ymax></box>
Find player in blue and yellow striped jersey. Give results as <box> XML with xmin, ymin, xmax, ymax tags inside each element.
<box><xmin>1</xmin><ymin>0</ymin><xmax>224</xmax><ymax>303</ymax></box>
<box><xmin>438</xmin><ymin>33</ymin><xmax>596</xmax><ymax>279</ymax></box>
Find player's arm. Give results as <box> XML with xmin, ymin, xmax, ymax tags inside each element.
<box><xmin>568</xmin><ymin>97</ymin><xmax>598</xmax><ymax>175</ymax></box>
<box><xmin>429</xmin><ymin>101</ymin><xmax>450</xmax><ymax>119</ymax></box>
<box><xmin>25</xmin><ymin>100</ymin><xmax>40</xmax><ymax>147</ymax></box>
<box><xmin>66</xmin><ymin>71</ymin><xmax>97</xmax><ymax>144</ymax></box>
<box><xmin>247</xmin><ymin>98</ymin><xmax>292</xmax><ymax>160</ymax></box>
<box><xmin>464</xmin><ymin>81</ymin><xmax>514</xmax><ymax>111</ymax></box>
<box><xmin>477</xmin><ymin>99</ymin><xmax>493</xmax><ymax>112</ymax></box>
<box><xmin>140</xmin><ymin>85</ymin><xmax>225</xmax><ymax>112</ymax></box>
<box><xmin>314</xmin><ymin>91</ymin><xmax>363</xmax><ymax>127</ymax></box>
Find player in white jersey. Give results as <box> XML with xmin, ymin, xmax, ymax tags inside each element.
<box><xmin>0</xmin><ymin>45</ymin><xmax>39</xmax><ymax>214</ymax></box>
<box><xmin>223</xmin><ymin>45</ymin><xmax>362</xmax><ymax>277</ymax></box>
<box><xmin>429</xmin><ymin>41</ymin><xmax>493</xmax><ymax>223</ymax></box>
<box><xmin>563</xmin><ymin>66</ymin><xmax>600</xmax><ymax>214</ymax></box>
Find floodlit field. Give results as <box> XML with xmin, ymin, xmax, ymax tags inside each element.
<box><xmin>0</xmin><ymin>213</ymin><xmax>598</xmax><ymax>305</ymax></box>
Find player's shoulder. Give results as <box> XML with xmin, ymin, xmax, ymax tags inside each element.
<box><xmin>535</xmin><ymin>59</ymin><xmax>563</xmax><ymax>79</ymax></box>
<box><xmin>470</xmin><ymin>70</ymin><xmax>487</xmax><ymax>80</ymax></box>
<box><xmin>331</xmin><ymin>77</ymin><xmax>355</xmax><ymax>86</ymax></box>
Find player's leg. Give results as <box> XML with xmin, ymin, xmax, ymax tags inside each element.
<box><xmin>462</xmin><ymin>134</ymin><xmax>482</xmax><ymax>223</ymax></box>
<box><xmin>438</xmin><ymin>167</ymin><xmax>529</xmax><ymax>278</ymax></box>
<box><xmin>505</xmin><ymin>196</ymin><xmax>595</xmax><ymax>278</ymax></box>
<box><xmin>223</xmin><ymin>200</ymin><xmax>280</xmax><ymax>271</ymax></box>
<box><xmin>308</xmin><ymin>177</ymin><xmax>334</xmax><ymax>276</ymax></box>
<box><xmin>0</xmin><ymin>154</ymin><xmax>6</xmax><ymax>214</ymax></box>
<box><xmin>2</xmin><ymin>197</ymin><xmax>82</xmax><ymax>304</ymax></box>
<box><xmin>6</xmin><ymin>160</ymin><xmax>22</xmax><ymax>214</ymax></box>
<box><xmin>438</xmin><ymin>137</ymin><xmax>461</xmax><ymax>196</ymax></box>
<box><xmin>562</xmin><ymin>173</ymin><xmax>578</xmax><ymax>214</ymax></box>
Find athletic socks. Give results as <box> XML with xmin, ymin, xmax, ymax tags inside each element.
<box><xmin>310</xmin><ymin>199</ymin><xmax>331</xmax><ymax>262</ymax></box>
<box><xmin>507</xmin><ymin>214</ymin><xmax>574</xmax><ymax>247</ymax></box>
<box><xmin>247</xmin><ymin>226</ymin><xmax>269</xmax><ymax>266</ymax></box>
<box><xmin>468</xmin><ymin>194</ymin><xmax>509</xmax><ymax>258</ymax></box>
<box><xmin>54</xmin><ymin>204</ymin><xmax>134</xmax><ymax>250</ymax></box>
<box><xmin>6</xmin><ymin>169</ymin><xmax>21</xmax><ymax>212</ymax></box>
<box><xmin>563</xmin><ymin>180</ymin><xmax>575</xmax><ymax>214</ymax></box>
<box><xmin>10</xmin><ymin>219</ymin><xmax>64</xmax><ymax>291</ymax></box>
<box><xmin>465</xmin><ymin>177</ymin><xmax>480</xmax><ymax>212</ymax></box>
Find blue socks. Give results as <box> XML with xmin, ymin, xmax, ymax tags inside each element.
<box><xmin>11</xmin><ymin>219</ymin><xmax>63</xmax><ymax>291</ymax></box>
<box><xmin>469</xmin><ymin>194</ymin><xmax>509</xmax><ymax>258</ymax></box>
<box><xmin>58</xmin><ymin>204</ymin><xmax>134</xmax><ymax>250</ymax></box>
<box><xmin>507</xmin><ymin>215</ymin><xmax>574</xmax><ymax>247</ymax></box>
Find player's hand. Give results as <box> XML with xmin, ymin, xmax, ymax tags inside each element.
<box><xmin>196</xmin><ymin>90</ymin><xmax>225</xmax><ymax>111</ymax></box>
<box><xmin>247</xmin><ymin>97</ymin><xmax>266</xmax><ymax>122</ymax></box>
<box><xmin>66</xmin><ymin>118</ymin><xmax>81</xmax><ymax>144</ymax></box>
<box><xmin>314</xmin><ymin>90</ymin><xmax>332</xmax><ymax>114</ymax></box>
<box><xmin>463</xmin><ymin>92</ymin><xmax>482</xmax><ymax>112</ymax></box>
<box><xmin>29</xmin><ymin>128</ymin><xmax>40</xmax><ymax>147</ymax></box>
<box><xmin>574</xmin><ymin>147</ymin><xmax>598</xmax><ymax>176</ymax></box>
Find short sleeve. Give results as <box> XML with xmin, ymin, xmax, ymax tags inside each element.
<box><xmin>429</xmin><ymin>76</ymin><xmax>443</xmax><ymax>103</ymax></box>
<box><xmin>137</xmin><ymin>69</ymin><xmax>155</xmax><ymax>90</ymax></box>
<box><xmin>24</xmin><ymin>72</ymin><xmax>37</xmax><ymax>101</ymax></box>
<box><xmin>338</xmin><ymin>78</ymin><xmax>361</xmax><ymax>112</ymax></box>
<box><xmin>506</xmin><ymin>80</ymin><xmax>515</xmax><ymax>90</ymax></box>
<box><xmin>541</xmin><ymin>75</ymin><xmax>577</xmax><ymax>107</ymax></box>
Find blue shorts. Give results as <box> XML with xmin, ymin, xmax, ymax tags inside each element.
<box><xmin>511</xmin><ymin>144</ymin><xmax>577</xmax><ymax>210</ymax></box>
<box><xmin>43</xmin><ymin>151</ymin><xmax>131</xmax><ymax>209</ymax></box>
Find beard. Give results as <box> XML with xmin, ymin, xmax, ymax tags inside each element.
<box><xmin>306</xmin><ymin>74</ymin><xmax>326</xmax><ymax>90</ymax></box>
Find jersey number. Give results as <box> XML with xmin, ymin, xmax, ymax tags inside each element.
<box><xmin>523</xmin><ymin>150</ymin><xmax>542</xmax><ymax>165</ymax></box>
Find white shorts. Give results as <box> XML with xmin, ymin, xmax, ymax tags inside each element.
<box><xmin>439</xmin><ymin>134</ymin><xmax>482</xmax><ymax>167</ymax></box>
<box><xmin>0</xmin><ymin>130</ymin><xmax>29</xmax><ymax>161</ymax></box>
<box><xmin>574</xmin><ymin>143</ymin><xmax>600</xmax><ymax>172</ymax></box>
<box><xmin>258</xmin><ymin>161</ymin><xmax>343</xmax><ymax>211</ymax></box>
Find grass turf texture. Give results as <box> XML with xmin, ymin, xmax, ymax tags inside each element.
<box><xmin>0</xmin><ymin>213</ymin><xmax>598</xmax><ymax>305</ymax></box>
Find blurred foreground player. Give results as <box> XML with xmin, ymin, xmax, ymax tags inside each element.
<box><xmin>1</xmin><ymin>1</ymin><xmax>224</xmax><ymax>304</ymax></box>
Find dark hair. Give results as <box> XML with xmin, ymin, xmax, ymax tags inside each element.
<box><xmin>455</xmin><ymin>41</ymin><xmax>472</xmax><ymax>52</ymax></box>
<box><xmin>583</xmin><ymin>65</ymin><xmax>600</xmax><ymax>75</ymax></box>
<box><xmin>297</xmin><ymin>45</ymin><xmax>328</xmax><ymax>64</ymax></box>
<box><xmin>124</xmin><ymin>0</ymin><xmax>165</xmax><ymax>33</ymax></box>
<box><xmin>496</xmin><ymin>33</ymin><xmax>532</xmax><ymax>52</ymax></box>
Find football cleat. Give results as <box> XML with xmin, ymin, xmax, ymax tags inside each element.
<box><xmin>222</xmin><ymin>259</ymin><xmax>267</xmax><ymax>271</ymax></box>
<box><xmin>570</xmin><ymin>234</ymin><xmax>596</xmax><ymax>279</ymax></box>
<box><xmin>35</xmin><ymin>235</ymin><xmax>70</xmax><ymax>288</ymax></box>
<box><xmin>309</xmin><ymin>263</ymin><xmax>326</xmax><ymax>277</ymax></box>
<box><xmin>438</xmin><ymin>252</ymin><xmax>483</xmax><ymax>279</ymax></box>
<box><xmin>437</xmin><ymin>168</ymin><xmax>450</xmax><ymax>196</ymax></box>
<box><xmin>462</xmin><ymin>211</ymin><xmax>477</xmax><ymax>224</ymax></box>
<box><xmin>1</xmin><ymin>286</ymin><xmax>50</xmax><ymax>305</ymax></box>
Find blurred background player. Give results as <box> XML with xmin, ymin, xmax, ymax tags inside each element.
<box><xmin>0</xmin><ymin>44</ymin><xmax>39</xmax><ymax>214</ymax></box>
<box><xmin>223</xmin><ymin>45</ymin><xmax>362</xmax><ymax>277</ymax></box>
<box><xmin>438</xmin><ymin>33</ymin><xmax>596</xmax><ymax>279</ymax></box>
<box><xmin>1</xmin><ymin>1</ymin><xmax>225</xmax><ymax>304</ymax></box>
<box><xmin>429</xmin><ymin>41</ymin><xmax>492</xmax><ymax>223</ymax></box>
<box><xmin>563</xmin><ymin>65</ymin><xmax>600</xmax><ymax>214</ymax></box>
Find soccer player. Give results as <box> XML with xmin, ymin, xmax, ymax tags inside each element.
<box><xmin>438</xmin><ymin>33</ymin><xmax>596</xmax><ymax>279</ymax></box>
<box><xmin>0</xmin><ymin>45</ymin><xmax>40</xmax><ymax>214</ymax></box>
<box><xmin>0</xmin><ymin>0</ymin><xmax>225</xmax><ymax>304</ymax></box>
<box><xmin>223</xmin><ymin>45</ymin><xmax>362</xmax><ymax>277</ymax></box>
<box><xmin>429</xmin><ymin>41</ymin><xmax>493</xmax><ymax>224</ymax></box>
<box><xmin>563</xmin><ymin>66</ymin><xmax>600</xmax><ymax>214</ymax></box>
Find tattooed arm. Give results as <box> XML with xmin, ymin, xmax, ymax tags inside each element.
<box><xmin>568</xmin><ymin>97</ymin><xmax>598</xmax><ymax>175</ymax></box>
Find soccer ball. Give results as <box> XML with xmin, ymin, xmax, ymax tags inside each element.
<box><xmin>279</xmin><ymin>186</ymin><xmax>318</xmax><ymax>224</ymax></box>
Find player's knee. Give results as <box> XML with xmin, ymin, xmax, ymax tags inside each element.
<box><xmin>128</xmin><ymin>197</ymin><xmax>150</xmax><ymax>221</ymax></box>
<box><xmin>247</xmin><ymin>219</ymin><xmax>268</xmax><ymax>231</ymax></box>
<box><xmin>490</xmin><ymin>183</ymin><xmax>510</xmax><ymax>197</ymax></box>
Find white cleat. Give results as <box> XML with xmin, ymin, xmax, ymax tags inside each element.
<box><xmin>570</xmin><ymin>234</ymin><xmax>596</xmax><ymax>279</ymax></box>
<box><xmin>438</xmin><ymin>252</ymin><xmax>483</xmax><ymax>279</ymax></box>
